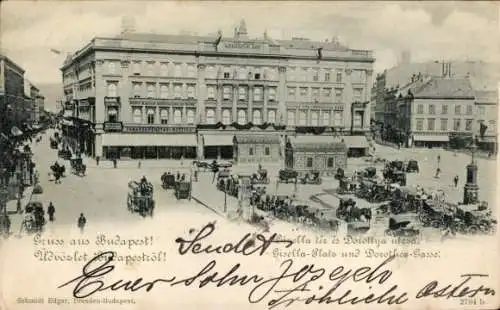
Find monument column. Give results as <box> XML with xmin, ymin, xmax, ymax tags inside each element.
<box><xmin>463</xmin><ymin>136</ymin><xmax>479</xmax><ymax>204</ymax></box>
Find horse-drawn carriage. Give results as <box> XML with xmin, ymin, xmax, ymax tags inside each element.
<box><xmin>127</xmin><ymin>180</ymin><xmax>154</xmax><ymax>216</ymax></box>
<box><xmin>21</xmin><ymin>201</ymin><xmax>46</xmax><ymax>234</ymax></box>
<box><xmin>70</xmin><ymin>158</ymin><xmax>86</xmax><ymax>176</ymax></box>
<box><xmin>300</xmin><ymin>170</ymin><xmax>322</xmax><ymax>185</ymax></box>
<box><xmin>58</xmin><ymin>148</ymin><xmax>72</xmax><ymax>160</ymax></box>
<box><xmin>278</xmin><ymin>168</ymin><xmax>298</xmax><ymax>184</ymax></box>
<box><xmin>383</xmin><ymin>168</ymin><xmax>406</xmax><ymax>186</ymax></box>
<box><xmin>50</xmin><ymin>162</ymin><xmax>65</xmax><ymax>179</ymax></box>
<box><xmin>385</xmin><ymin>215</ymin><xmax>420</xmax><ymax>237</ymax></box>
<box><xmin>336</xmin><ymin>198</ymin><xmax>372</xmax><ymax>224</ymax></box>
<box><xmin>406</xmin><ymin>160</ymin><xmax>419</xmax><ymax>173</ymax></box>
<box><xmin>161</xmin><ymin>173</ymin><xmax>176</xmax><ymax>189</ymax></box>
<box><xmin>334</xmin><ymin>168</ymin><xmax>345</xmax><ymax>180</ymax></box>
<box><xmin>251</xmin><ymin>168</ymin><xmax>270</xmax><ymax>184</ymax></box>
<box><xmin>337</xmin><ymin>177</ymin><xmax>357</xmax><ymax>195</ymax></box>
<box><xmin>356</xmin><ymin>180</ymin><xmax>390</xmax><ymax>203</ymax></box>
<box><xmin>390</xmin><ymin>186</ymin><xmax>421</xmax><ymax>214</ymax></box>
<box><xmin>454</xmin><ymin>203</ymin><xmax>497</xmax><ymax>235</ymax></box>
<box><xmin>175</xmin><ymin>181</ymin><xmax>192</xmax><ymax>200</ymax></box>
<box><xmin>418</xmin><ymin>200</ymin><xmax>444</xmax><ymax>228</ymax></box>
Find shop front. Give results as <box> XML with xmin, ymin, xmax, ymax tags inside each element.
<box><xmin>413</xmin><ymin>134</ymin><xmax>450</xmax><ymax>148</ymax></box>
<box><xmin>101</xmin><ymin>133</ymin><xmax>197</xmax><ymax>160</ymax></box>
<box><xmin>343</xmin><ymin>135</ymin><xmax>370</xmax><ymax>157</ymax></box>
<box><xmin>201</xmin><ymin>134</ymin><xmax>234</xmax><ymax>160</ymax></box>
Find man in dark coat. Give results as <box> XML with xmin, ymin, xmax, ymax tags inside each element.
<box><xmin>77</xmin><ymin>213</ymin><xmax>86</xmax><ymax>233</ymax></box>
<box><xmin>47</xmin><ymin>202</ymin><xmax>55</xmax><ymax>222</ymax></box>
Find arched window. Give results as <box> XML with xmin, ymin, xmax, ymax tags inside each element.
<box><xmin>133</xmin><ymin>108</ymin><xmax>142</xmax><ymax>123</ymax></box>
<box><xmin>186</xmin><ymin>109</ymin><xmax>195</xmax><ymax>124</ymax></box>
<box><xmin>173</xmin><ymin>109</ymin><xmax>182</xmax><ymax>124</ymax></box>
<box><xmin>107</xmin><ymin>83</ymin><xmax>117</xmax><ymax>97</ymax></box>
<box><xmin>253</xmin><ymin>110</ymin><xmax>262</xmax><ymax>125</ymax></box>
<box><xmin>174</xmin><ymin>85</ymin><xmax>182</xmax><ymax>98</ymax></box>
<box><xmin>268</xmin><ymin>110</ymin><xmax>276</xmax><ymax>124</ymax></box>
<box><xmin>222</xmin><ymin>109</ymin><xmax>231</xmax><ymax>124</ymax></box>
<box><xmin>238</xmin><ymin>110</ymin><xmax>247</xmax><ymax>124</ymax></box>
<box><xmin>160</xmin><ymin>109</ymin><xmax>168</xmax><ymax>124</ymax></box>
<box><xmin>311</xmin><ymin>111</ymin><xmax>319</xmax><ymax>126</ymax></box>
<box><xmin>147</xmin><ymin>108</ymin><xmax>155</xmax><ymax>124</ymax></box>
<box><xmin>206</xmin><ymin>109</ymin><xmax>216</xmax><ymax>124</ymax></box>
<box><xmin>160</xmin><ymin>85</ymin><xmax>168</xmax><ymax>99</ymax></box>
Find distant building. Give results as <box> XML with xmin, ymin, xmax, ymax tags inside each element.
<box><xmin>61</xmin><ymin>19</ymin><xmax>375</xmax><ymax>160</ymax></box>
<box><xmin>0</xmin><ymin>54</ymin><xmax>26</xmax><ymax>134</ymax></box>
<box><xmin>474</xmin><ymin>90</ymin><xmax>498</xmax><ymax>153</ymax></box>
<box><xmin>396</xmin><ymin>77</ymin><xmax>476</xmax><ymax>148</ymax></box>
<box><xmin>372</xmin><ymin>60</ymin><xmax>499</xmax><ymax>124</ymax></box>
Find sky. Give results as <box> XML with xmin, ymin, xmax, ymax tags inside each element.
<box><xmin>1</xmin><ymin>1</ymin><xmax>499</xmax><ymax>86</ymax></box>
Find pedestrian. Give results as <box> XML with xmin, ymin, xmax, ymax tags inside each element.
<box><xmin>176</xmin><ymin>171</ymin><xmax>180</xmax><ymax>181</ymax></box>
<box><xmin>113</xmin><ymin>158</ymin><xmax>117</xmax><ymax>169</ymax></box>
<box><xmin>138</xmin><ymin>160</ymin><xmax>142</xmax><ymax>169</ymax></box>
<box><xmin>17</xmin><ymin>198</ymin><xmax>22</xmax><ymax>214</ymax></box>
<box><xmin>193</xmin><ymin>170</ymin><xmax>198</xmax><ymax>182</ymax></box>
<box><xmin>437</xmin><ymin>155</ymin><xmax>441</xmax><ymax>164</ymax></box>
<box><xmin>77</xmin><ymin>213</ymin><xmax>86</xmax><ymax>233</ymax></box>
<box><xmin>95</xmin><ymin>156</ymin><xmax>100</xmax><ymax>166</ymax></box>
<box><xmin>453</xmin><ymin>175</ymin><xmax>459</xmax><ymax>188</ymax></box>
<box><xmin>435</xmin><ymin>168</ymin><xmax>441</xmax><ymax>179</ymax></box>
<box><xmin>47</xmin><ymin>202</ymin><xmax>55</xmax><ymax>222</ymax></box>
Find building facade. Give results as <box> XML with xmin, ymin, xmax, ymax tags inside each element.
<box><xmin>61</xmin><ymin>20</ymin><xmax>374</xmax><ymax>160</ymax></box>
<box><xmin>285</xmin><ymin>135</ymin><xmax>347</xmax><ymax>177</ymax></box>
<box><xmin>474</xmin><ymin>90</ymin><xmax>498</xmax><ymax>153</ymax></box>
<box><xmin>0</xmin><ymin>55</ymin><xmax>26</xmax><ymax>134</ymax></box>
<box><xmin>397</xmin><ymin>77</ymin><xmax>476</xmax><ymax>148</ymax></box>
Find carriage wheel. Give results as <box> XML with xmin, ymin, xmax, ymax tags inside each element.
<box><xmin>467</xmin><ymin>225</ymin><xmax>479</xmax><ymax>235</ymax></box>
<box><xmin>431</xmin><ymin>220</ymin><xmax>441</xmax><ymax>229</ymax></box>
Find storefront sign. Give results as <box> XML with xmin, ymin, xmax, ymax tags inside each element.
<box><xmin>223</xmin><ymin>41</ymin><xmax>262</xmax><ymax>50</ymax></box>
<box><xmin>103</xmin><ymin>121</ymin><xmax>123</xmax><ymax>132</ymax></box>
<box><xmin>123</xmin><ymin>125</ymin><xmax>195</xmax><ymax>134</ymax></box>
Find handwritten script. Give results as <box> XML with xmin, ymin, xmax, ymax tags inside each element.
<box><xmin>58</xmin><ymin>223</ymin><xmax>496</xmax><ymax>309</ymax></box>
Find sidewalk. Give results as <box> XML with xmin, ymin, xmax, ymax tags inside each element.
<box><xmin>5</xmin><ymin>185</ymin><xmax>34</xmax><ymax>214</ymax></box>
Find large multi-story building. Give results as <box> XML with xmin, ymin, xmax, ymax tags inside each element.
<box><xmin>0</xmin><ymin>54</ymin><xmax>26</xmax><ymax>134</ymax></box>
<box><xmin>61</xmin><ymin>20</ymin><xmax>374</xmax><ymax>160</ymax></box>
<box><xmin>396</xmin><ymin>77</ymin><xmax>478</xmax><ymax>148</ymax></box>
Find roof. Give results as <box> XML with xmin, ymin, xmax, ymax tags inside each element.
<box><xmin>382</xmin><ymin>61</ymin><xmax>500</xmax><ymax>91</ymax></box>
<box><xmin>234</xmin><ymin>135</ymin><xmax>280</xmax><ymax>144</ymax></box>
<box><xmin>412</xmin><ymin>77</ymin><xmax>475</xmax><ymax>99</ymax></box>
<box><xmin>0</xmin><ymin>54</ymin><xmax>26</xmax><ymax>74</ymax></box>
<box><xmin>475</xmin><ymin>90</ymin><xmax>498</xmax><ymax>104</ymax></box>
<box><xmin>288</xmin><ymin>135</ymin><xmax>346</xmax><ymax>152</ymax></box>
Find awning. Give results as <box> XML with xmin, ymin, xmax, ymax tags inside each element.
<box><xmin>204</xmin><ymin>134</ymin><xmax>233</xmax><ymax>146</ymax></box>
<box><xmin>343</xmin><ymin>135</ymin><xmax>370</xmax><ymax>148</ymax></box>
<box><xmin>102</xmin><ymin>134</ymin><xmax>197</xmax><ymax>146</ymax></box>
<box><xmin>413</xmin><ymin>135</ymin><xmax>449</xmax><ymax>142</ymax></box>
<box><xmin>288</xmin><ymin>135</ymin><xmax>346</xmax><ymax>152</ymax></box>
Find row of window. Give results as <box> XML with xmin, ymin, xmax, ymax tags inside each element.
<box><xmin>106</xmin><ymin>107</ymin><xmax>197</xmax><ymax>124</ymax></box>
<box><xmin>130</xmin><ymin>83</ymin><xmax>196</xmax><ymax>99</ymax></box>
<box><xmin>416</xmin><ymin>104</ymin><xmax>474</xmax><ymax>116</ymax></box>
<box><xmin>287</xmin><ymin>87</ymin><xmax>363</xmax><ymax>102</ymax></box>
<box><xmin>210</xmin><ymin>85</ymin><xmax>276</xmax><ymax>101</ymax></box>
<box><xmin>415</xmin><ymin>118</ymin><xmax>475</xmax><ymax>131</ymax></box>
<box><xmin>205</xmin><ymin>109</ymin><xmax>276</xmax><ymax>125</ymax></box>
<box><xmin>105</xmin><ymin>60</ymin><xmax>367</xmax><ymax>85</ymax></box>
